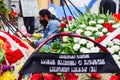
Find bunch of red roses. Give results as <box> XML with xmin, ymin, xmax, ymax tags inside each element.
<box><xmin>30</xmin><ymin>73</ymin><xmax>78</xmax><ymax>80</ymax></box>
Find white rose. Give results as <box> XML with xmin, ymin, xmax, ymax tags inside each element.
<box><xmin>96</xmin><ymin>24</ymin><xmax>103</xmax><ymax>29</ymax></box>
<box><xmin>97</xmin><ymin>19</ymin><xmax>105</xmax><ymax>24</ymax></box>
<box><xmin>102</xmin><ymin>28</ymin><xmax>108</xmax><ymax>33</ymax></box>
<box><xmin>73</xmin><ymin>44</ymin><xmax>80</xmax><ymax>51</ymax></box>
<box><xmin>73</xmin><ymin>37</ymin><xmax>80</xmax><ymax>43</ymax></box>
<box><xmin>90</xmin><ymin>47</ymin><xmax>100</xmax><ymax>53</ymax></box>
<box><xmin>108</xmin><ymin>20</ymin><xmax>114</xmax><ymax>24</ymax></box>
<box><xmin>76</xmin><ymin>29</ymin><xmax>83</xmax><ymax>34</ymax></box>
<box><xmin>79</xmin><ymin>39</ymin><xmax>87</xmax><ymax>44</ymax></box>
<box><xmin>84</xmin><ymin>31</ymin><xmax>92</xmax><ymax>37</ymax></box>
<box><xmin>89</xmin><ymin>21</ymin><xmax>96</xmax><ymax>25</ymax></box>
<box><xmin>79</xmin><ymin>24</ymin><xmax>86</xmax><ymax>28</ymax></box>
<box><xmin>86</xmin><ymin>42</ymin><xmax>94</xmax><ymax>49</ymax></box>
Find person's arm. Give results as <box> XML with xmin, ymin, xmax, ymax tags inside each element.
<box><xmin>45</xmin><ymin>20</ymin><xmax>60</xmax><ymax>39</ymax></box>
<box><xmin>34</xmin><ymin>20</ymin><xmax>60</xmax><ymax>47</ymax></box>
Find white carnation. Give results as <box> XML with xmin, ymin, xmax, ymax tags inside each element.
<box><xmin>73</xmin><ymin>37</ymin><xmax>80</xmax><ymax>43</ymax></box>
<box><xmin>102</xmin><ymin>28</ymin><xmax>108</xmax><ymax>33</ymax></box>
<box><xmin>63</xmin><ymin>36</ymin><xmax>68</xmax><ymax>42</ymax></box>
<box><xmin>107</xmin><ymin>48</ymin><xmax>114</xmax><ymax>54</ymax></box>
<box><xmin>106</xmin><ymin>32</ymin><xmax>111</xmax><ymax>36</ymax></box>
<box><xmin>86</xmin><ymin>42</ymin><xmax>94</xmax><ymax>48</ymax></box>
<box><xmin>88</xmin><ymin>37</ymin><xmax>95</xmax><ymax>40</ymax></box>
<box><xmin>97</xmin><ymin>19</ymin><xmax>105</xmax><ymax>24</ymax></box>
<box><xmin>96</xmin><ymin>24</ymin><xmax>103</xmax><ymax>29</ymax></box>
<box><xmin>90</xmin><ymin>47</ymin><xmax>100</xmax><ymax>53</ymax></box>
<box><xmin>79</xmin><ymin>24</ymin><xmax>86</xmax><ymax>28</ymax></box>
<box><xmin>86</xmin><ymin>26</ymin><xmax>92</xmax><ymax>31</ymax></box>
<box><xmin>80</xmin><ymin>47</ymin><xmax>88</xmax><ymax>53</ymax></box>
<box><xmin>64</xmin><ymin>28</ymin><xmax>69</xmax><ymax>32</ymax></box>
<box><xmin>83</xmin><ymin>49</ymin><xmax>90</xmax><ymax>53</ymax></box>
<box><xmin>73</xmin><ymin>44</ymin><xmax>80</xmax><ymax>51</ymax></box>
<box><xmin>111</xmin><ymin>45</ymin><xmax>120</xmax><ymax>52</ymax></box>
<box><xmin>76</xmin><ymin>29</ymin><xmax>83</xmax><ymax>34</ymax></box>
<box><xmin>95</xmin><ymin>32</ymin><xmax>103</xmax><ymax>36</ymax></box>
<box><xmin>89</xmin><ymin>21</ymin><xmax>96</xmax><ymax>25</ymax></box>
<box><xmin>112</xmin><ymin>39</ymin><xmax>120</xmax><ymax>45</ymax></box>
<box><xmin>112</xmin><ymin>55</ymin><xmax>119</xmax><ymax>63</ymax></box>
<box><xmin>91</xmin><ymin>28</ymin><xmax>98</xmax><ymax>32</ymax></box>
<box><xmin>118</xmin><ymin>51</ymin><xmax>120</xmax><ymax>56</ymax></box>
<box><xmin>108</xmin><ymin>20</ymin><xmax>114</xmax><ymax>24</ymax></box>
<box><xmin>107</xmin><ymin>41</ymin><xmax>114</xmax><ymax>47</ymax></box>
<box><xmin>79</xmin><ymin>39</ymin><xmax>87</xmax><ymax>44</ymax></box>
<box><xmin>84</xmin><ymin>31</ymin><xmax>92</xmax><ymax>37</ymax></box>
<box><xmin>112</xmin><ymin>24</ymin><xmax>119</xmax><ymax>29</ymax></box>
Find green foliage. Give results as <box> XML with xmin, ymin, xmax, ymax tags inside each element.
<box><xmin>0</xmin><ymin>0</ymin><xmax>8</xmax><ymax>14</ymax></box>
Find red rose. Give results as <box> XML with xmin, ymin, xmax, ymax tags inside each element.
<box><xmin>109</xmin><ymin>75</ymin><xmax>119</xmax><ymax>80</ymax></box>
<box><xmin>90</xmin><ymin>73</ymin><xmax>101</xmax><ymax>79</ymax></box>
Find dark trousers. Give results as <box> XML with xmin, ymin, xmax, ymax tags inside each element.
<box><xmin>23</xmin><ymin>17</ymin><xmax>35</xmax><ymax>34</ymax></box>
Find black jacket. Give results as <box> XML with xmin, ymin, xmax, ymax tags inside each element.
<box><xmin>99</xmin><ymin>0</ymin><xmax>116</xmax><ymax>14</ymax></box>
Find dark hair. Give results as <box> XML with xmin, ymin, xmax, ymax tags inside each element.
<box><xmin>39</xmin><ymin>9</ymin><xmax>60</xmax><ymax>21</ymax></box>
<box><xmin>99</xmin><ymin>0</ymin><xmax>116</xmax><ymax>14</ymax></box>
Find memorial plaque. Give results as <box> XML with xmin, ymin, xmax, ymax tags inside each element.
<box><xmin>19</xmin><ymin>52</ymin><xmax>120</xmax><ymax>74</ymax></box>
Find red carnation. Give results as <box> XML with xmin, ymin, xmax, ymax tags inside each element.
<box><xmin>64</xmin><ymin>73</ymin><xmax>78</xmax><ymax>80</ymax></box>
<box><xmin>109</xmin><ymin>75</ymin><xmax>119</xmax><ymax>80</ymax></box>
<box><xmin>116</xmin><ymin>73</ymin><xmax>120</xmax><ymax>80</ymax></box>
<box><xmin>90</xmin><ymin>73</ymin><xmax>101</xmax><ymax>80</ymax></box>
<box><xmin>115</xmin><ymin>34</ymin><xmax>120</xmax><ymax>40</ymax></box>
<box><xmin>30</xmin><ymin>73</ymin><xmax>43</xmax><ymax>80</ymax></box>
<box><xmin>44</xmin><ymin>73</ymin><xmax>54</xmax><ymax>80</ymax></box>
<box><xmin>68</xmin><ymin>16</ymin><xmax>73</xmax><ymax>21</ymax></box>
<box><xmin>60</xmin><ymin>23</ymin><xmax>66</xmax><ymax>28</ymax></box>
<box><xmin>103</xmin><ymin>22</ymin><xmax>115</xmax><ymax>32</ymax></box>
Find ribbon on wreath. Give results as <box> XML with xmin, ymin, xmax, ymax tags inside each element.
<box><xmin>100</xmin><ymin>27</ymin><xmax>120</xmax><ymax>46</ymax></box>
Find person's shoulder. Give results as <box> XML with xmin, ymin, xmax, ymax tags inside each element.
<box><xmin>51</xmin><ymin>20</ymin><xmax>60</xmax><ymax>25</ymax></box>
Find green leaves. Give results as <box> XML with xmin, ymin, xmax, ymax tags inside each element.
<box><xmin>0</xmin><ymin>47</ymin><xmax>5</xmax><ymax>66</ymax></box>
<box><xmin>0</xmin><ymin>0</ymin><xmax>8</xmax><ymax>14</ymax></box>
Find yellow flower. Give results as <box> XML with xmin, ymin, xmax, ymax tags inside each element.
<box><xmin>0</xmin><ymin>39</ymin><xmax>4</xmax><ymax>45</ymax></box>
<box><xmin>0</xmin><ymin>71</ymin><xmax>16</xmax><ymax>80</ymax></box>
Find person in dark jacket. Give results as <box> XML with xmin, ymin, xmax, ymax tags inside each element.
<box><xmin>19</xmin><ymin>0</ymin><xmax>35</xmax><ymax>34</ymax></box>
<box><xmin>99</xmin><ymin>0</ymin><xmax>116</xmax><ymax>14</ymax></box>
